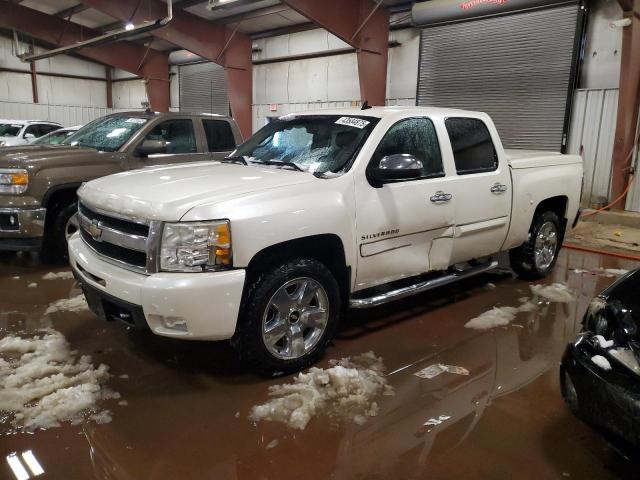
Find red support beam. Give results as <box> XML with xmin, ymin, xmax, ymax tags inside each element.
<box><xmin>282</xmin><ymin>0</ymin><xmax>389</xmax><ymax>106</ymax></box>
<box><xmin>29</xmin><ymin>61</ymin><xmax>38</xmax><ymax>103</ymax></box>
<box><xmin>0</xmin><ymin>0</ymin><xmax>169</xmax><ymax>111</ymax></box>
<box><xmin>610</xmin><ymin>0</ymin><xmax>640</xmax><ymax>209</ymax></box>
<box><xmin>80</xmin><ymin>0</ymin><xmax>253</xmax><ymax>138</ymax></box>
<box><xmin>105</xmin><ymin>66</ymin><xmax>113</xmax><ymax>109</ymax></box>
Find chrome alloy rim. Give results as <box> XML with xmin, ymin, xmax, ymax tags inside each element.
<box><xmin>534</xmin><ymin>221</ymin><xmax>558</xmax><ymax>270</ymax></box>
<box><xmin>65</xmin><ymin>213</ymin><xmax>79</xmax><ymax>243</ymax></box>
<box><xmin>261</xmin><ymin>277</ymin><xmax>329</xmax><ymax>360</ymax></box>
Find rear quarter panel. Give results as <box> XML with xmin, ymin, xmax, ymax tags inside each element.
<box><xmin>502</xmin><ymin>160</ymin><xmax>582</xmax><ymax>250</ymax></box>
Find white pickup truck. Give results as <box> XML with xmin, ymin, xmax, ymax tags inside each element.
<box><xmin>68</xmin><ymin>106</ymin><xmax>583</xmax><ymax>374</ymax></box>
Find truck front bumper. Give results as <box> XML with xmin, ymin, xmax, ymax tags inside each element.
<box><xmin>0</xmin><ymin>207</ymin><xmax>46</xmax><ymax>251</ymax></box>
<box><xmin>68</xmin><ymin>233</ymin><xmax>246</xmax><ymax>341</ymax></box>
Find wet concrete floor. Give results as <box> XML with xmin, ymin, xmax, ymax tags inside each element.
<box><xmin>1</xmin><ymin>248</ymin><xmax>639</xmax><ymax>480</ymax></box>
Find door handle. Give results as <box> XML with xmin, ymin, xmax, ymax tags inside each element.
<box><xmin>430</xmin><ymin>191</ymin><xmax>452</xmax><ymax>203</ymax></box>
<box><xmin>490</xmin><ymin>183</ymin><xmax>508</xmax><ymax>194</ymax></box>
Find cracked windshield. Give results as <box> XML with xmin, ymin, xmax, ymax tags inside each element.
<box><xmin>62</xmin><ymin>116</ymin><xmax>148</xmax><ymax>152</ymax></box>
<box><xmin>230</xmin><ymin>115</ymin><xmax>378</xmax><ymax>175</ymax></box>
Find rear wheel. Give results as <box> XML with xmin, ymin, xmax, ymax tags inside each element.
<box><xmin>509</xmin><ymin>211</ymin><xmax>562</xmax><ymax>280</ymax></box>
<box><xmin>232</xmin><ymin>258</ymin><xmax>340</xmax><ymax>376</ymax></box>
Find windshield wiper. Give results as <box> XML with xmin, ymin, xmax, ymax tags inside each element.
<box><xmin>256</xmin><ymin>160</ymin><xmax>304</xmax><ymax>172</ymax></box>
<box><xmin>221</xmin><ymin>155</ymin><xmax>248</xmax><ymax>165</ymax></box>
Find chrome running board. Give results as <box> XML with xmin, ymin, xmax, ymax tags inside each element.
<box><xmin>349</xmin><ymin>260</ymin><xmax>499</xmax><ymax>309</ymax></box>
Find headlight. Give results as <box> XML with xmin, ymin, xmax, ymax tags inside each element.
<box><xmin>160</xmin><ymin>220</ymin><xmax>232</xmax><ymax>272</ymax></box>
<box><xmin>0</xmin><ymin>169</ymin><xmax>28</xmax><ymax>194</ymax></box>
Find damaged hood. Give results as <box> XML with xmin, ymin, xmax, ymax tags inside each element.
<box><xmin>79</xmin><ymin>161</ymin><xmax>319</xmax><ymax>221</ymax></box>
<box><xmin>0</xmin><ymin>145</ymin><xmax>100</xmax><ymax>169</ymax></box>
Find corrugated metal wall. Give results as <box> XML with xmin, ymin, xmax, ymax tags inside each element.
<box><xmin>0</xmin><ymin>101</ymin><xmax>133</xmax><ymax>126</ymax></box>
<box><xmin>567</xmin><ymin>88</ymin><xmax>618</xmax><ymax>207</ymax></box>
<box><xmin>417</xmin><ymin>3</ymin><xmax>579</xmax><ymax>151</ymax></box>
<box><xmin>179</xmin><ymin>63</ymin><xmax>229</xmax><ymax>115</ymax></box>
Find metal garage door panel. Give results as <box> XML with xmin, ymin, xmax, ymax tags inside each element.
<box><xmin>179</xmin><ymin>62</ymin><xmax>229</xmax><ymax>115</ymax></box>
<box><xmin>417</xmin><ymin>4</ymin><xmax>579</xmax><ymax>151</ymax></box>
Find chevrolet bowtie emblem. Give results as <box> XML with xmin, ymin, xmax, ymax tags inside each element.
<box><xmin>88</xmin><ymin>220</ymin><xmax>103</xmax><ymax>241</ymax></box>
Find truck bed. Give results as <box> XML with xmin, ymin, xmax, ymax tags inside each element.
<box><xmin>505</xmin><ymin>149</ymin><xmax>582</xmax><ymax>169</ymax></box>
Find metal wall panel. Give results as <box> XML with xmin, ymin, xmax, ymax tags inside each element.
<box><xmin>567</xmin><ymin>88</ymin><xmax>618</xmax><ymax>207</ymax></box>
<box><xmin>417</xmin><ymin>3</ymin><xmax>579</xmax><ymax>151</ymax></box>
<box><xmin>624</xmin><ymin>114</ymin><xmax>640</xmax><ymax>212</ymax></box>
<box><xmin>0</xmin><ymin>100</ymin><xmax>132</xmax><ymax>126</ymax></box>
<box><xmin>179</xmin><ymin>62</ymin><xmax>229</xmax><ymax>116</ymax></box>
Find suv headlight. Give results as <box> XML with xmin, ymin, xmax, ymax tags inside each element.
<box><xmin>160</xmin><ymin>220</ymin><xmax>232</xmax><ymax>272</ymax></box>
<box><xmin>0</xmin><ymin>169</ymin><xmax>28</xmax><ymax>194</ymax></box>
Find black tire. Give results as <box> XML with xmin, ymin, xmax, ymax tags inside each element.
<box><xmin>232</xmin><ymin>257</ymin><xmax>341</xmax><ymax>376</ymax></box>
<box><xmin>509</xmin><ymin>210</ymin><xmax>562</xmax><ymax>280</ymax></box>
<box><xmin>42</xmin><ymin>201</ymin><xmax>78</xmax><ymax>263</ymax></box>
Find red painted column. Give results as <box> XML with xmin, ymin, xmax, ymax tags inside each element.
<box><xmin>610</xmin><ymin>0</ymin><xmax>640</xmax><ymax>209</ymax></box>
<box><xmin>282</xmin><ymin>0</ymin><xmax>389</xmax><ymax>105</ymax></box>
<box><xmin>80</xmin><ymin>0</ymin><xmax>253</xmax><ymax>137</ymax></box>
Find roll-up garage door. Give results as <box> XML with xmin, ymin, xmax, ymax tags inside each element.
<box><xmin>179</xmin><ymin>62</ymin><xmax>229</xmax><ymax>116</ymax></box>
<box><xmin>416</xmin><ymin>2</ymin><xmax>581</xmax><ymax>151</ymax></box>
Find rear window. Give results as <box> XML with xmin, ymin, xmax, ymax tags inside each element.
<box><xmin>445</xmin><ymin>118</ymin><xmax>497</xmax><ymax>175</ymax></box>
<box><xmin>202</xmin><ymin>119</ymin><xmax>236</xmax><ymax>152</ymax></box>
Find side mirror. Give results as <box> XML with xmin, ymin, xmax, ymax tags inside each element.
<box><xmin>369</xmin><ymin>154</ymin><xmax>424</xmax><ymax>186</ymax></box>
<box><xmin>137</xmin><ymin>139</ymin><xmax>167</xmax><ymax>157</ymax></box>
<box><xmin>23</xmin><ymin>133</ymin><xmax>35</xmax><ymax>140</ymax></box>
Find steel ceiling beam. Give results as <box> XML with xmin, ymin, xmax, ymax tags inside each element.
<box><xmin>0</xmin><ymin>0</ymin><xmax>170</xmax><ymax>111</ymax></box>
<box><xmin>80</xmin><ymin>0</ymin><xmax>253</xmax><ymax>138</ymax></box>
<box><xmin>281</xmin><ymin>0</ymin><xmax>389</xmax><ymax>105</ymax></box>
<box><xmin>611</xmin><ymin>0</ymin><xmax>640</xmax><ymax>209</ymax></box>
<box><xmin>55</xmin><ymin>4</ymin><xmax>90</xmax><ymax>18</ymax></box>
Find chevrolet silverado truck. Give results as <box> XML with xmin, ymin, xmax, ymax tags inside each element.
<box><xmin>0</xmin><ymin>111</ymin><xmax>241</xmax><ymax>258</ymax></box>
<box><xmin>68</xmin><ymin>106</ymin><xmax>583</xmax><ymax>374</ymax></box>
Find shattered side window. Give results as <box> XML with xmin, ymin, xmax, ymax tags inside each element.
<box><xmin>371</xmin><ymin>117</ymin><xmax>444</xmax><ymax>179</ymax></box>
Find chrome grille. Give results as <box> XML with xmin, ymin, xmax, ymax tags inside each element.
<box><xmin>78</xmin><ymin>202</ymin><xmax>158</xmax><ymax>273</ymax></box>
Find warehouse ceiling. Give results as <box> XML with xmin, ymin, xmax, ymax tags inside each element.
<box><xmin>10</xmin><ymin>0</ymin><xmax>412</xmax><ymax>52</ymax></box>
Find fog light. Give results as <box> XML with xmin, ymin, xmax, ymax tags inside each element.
<box><xmin>148</xmin><ymin>314</ymin><xmax>188</xmax><ymax>332</ymax></box>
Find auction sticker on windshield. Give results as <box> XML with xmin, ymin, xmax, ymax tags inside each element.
<box><xmin>125</xmin><ymin>118</ymin><xmax>147</xmax><ymax>124</ymax></box>
<box><xmin>335</xmin><ymin>117</ymin><xmax>370</xmax><ymax>129</ymax></box>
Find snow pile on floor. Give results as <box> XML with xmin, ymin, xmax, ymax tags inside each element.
<box><xmin>603</xmin><ymin>268</ymin><xmax>629</xmax><ymax>276</ymax></box>
<box><xmin>530</xmin><ymin>283</ymin><xmax>575</xmax><ymax>303</ymax></box>
<box><xmin>464</xmin><ymin>306</ymin><xmax>520</xmax><ymax>330</ymax></box>
<box><xmin>466</xmin><ymin>283</ymin><xmax>574</xmax><ymax>330</ymax></box>
<box><xmin>591</xmin><ymin>355</ymin><xmax>612</xmax><ymax>371</ymax></box>
<box><xmin>42</xmin><ymin>271</ymin><xmax>75</xmax><ymax>281</ymax></box>
<box><xmin>44</xmin><ymin>294</ymin><xmax>88</xmax><ymax>315</ymax></box>
<box><xmin>0</xmin><ymin>330</ymin><xmax>117</xmax><ymax>430</ymax></box>
<box><xmin>424</xmin><ymin>414</ymin><xmax>451</xmax><ymax>427</ymax></box>
<box><xmin>249</xmin><ymin>351</ymin><xmax>393</xmax><ymax>430</ymax></box>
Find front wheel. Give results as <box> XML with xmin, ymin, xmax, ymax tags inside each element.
<box><xmin>232</xmin><ymin>258</ymin><xmax>341</xmax><ymax>376</ymax></box>
<box><xmin>42</xmin><ymin>200</ymin><xmax>78</xmax><ymax>263</ymax></box>
<box><xmin>509</xmin><ymin>211</ymin><xmax>562</xmax><ymax>280</ymax></box>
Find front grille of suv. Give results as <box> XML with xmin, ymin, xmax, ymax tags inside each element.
<box><xmin>78</xmin><ymin>202</ymin><xmax>152</xmax><ymax>272</ymax></box>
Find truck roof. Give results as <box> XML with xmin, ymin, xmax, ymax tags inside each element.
<box><xmin>287</xmin><ymin>106</ymin><xmax>482</xmax><ymax>119</ymax></box>
<box><xmin>108</xmin><ymin>111</ymin><xmax>232</xmax><ymax>120</ymax></box>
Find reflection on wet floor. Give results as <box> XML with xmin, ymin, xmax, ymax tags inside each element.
<box><xmin>1</xmin><ymin>249</ymin><xmax>639</xmax><ymax>480</ymax></box>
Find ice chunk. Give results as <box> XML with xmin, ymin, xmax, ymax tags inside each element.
<box><xmin>530</xmin><ymin>283</ymin><xmax>574</xmax><ymax>303</ymax></box>
<box><xmin>42</xmin><ymin>271</ymin><xmax>75</xmax><ymax>281</ymax></box>
<box><xmin>265</xmin><ymin>439</ymin><xmax>279</xmax><ymax>450</ymax></box>
<box><xmin>44</xmin><ymin>295</ymin><xmax>88</xmax><ymax>315</ymax></box>
<box><xmin>423</xmin><ymin>415</ymin><xmax>451</xmax><ymax>427</ymax></box>
<box><xmin>249</xmin><ymin>351</ymin><xmax>392</xmax><ymax>430</ymax></box>
<box><xmin>603</xmin><ymin>268</ymin><xmax>629</xmax><ymax>276</ymax></box>
<box><xmin>484</xmin><ymin>283</ymin><xmax>496</xmax><ymax>290</ymax></box>
<box><xmin>590</xmin><ymin>355</ymin><xmax>612</xmax><ymax>371</ymax></box>
<box><xmin>0</xmin><ymin>330</ymin><xmax>116</xmax><ymax>431</ymax></box>
<box><xmin>27</xmin><ymin>283</ymin><xmax>37</xmax><ymax>289</ymax></box>
<box><xmin>465</xmin><ymin>306</ymin><xmax>519</xmax><ymax>330</ymax></box>
<box><xmin>593</xmin><ymin>335</ymin><xmax>614</xmax><ymax>349</ymax></box>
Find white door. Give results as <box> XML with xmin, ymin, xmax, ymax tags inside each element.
<box><xmin>442</xmin><ymin>117</ymin><xmax>511</xmax><ymax>264</ymax></box>
<box><xmin>354</xmin><ymin>117</ymin><xmax>456</xmax><ymax>291</ymax></box>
